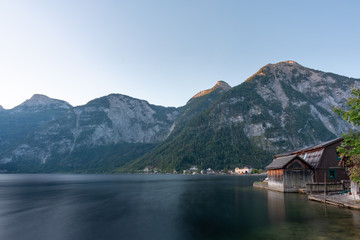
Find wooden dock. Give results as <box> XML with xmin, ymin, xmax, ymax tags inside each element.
<box><xmin>308</xmin><ymin>194</ymin><xmax>360</xmax><ymax>210</ymax></box>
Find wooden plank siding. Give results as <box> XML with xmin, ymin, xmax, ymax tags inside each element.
<box><xmin>266</xmin><ymin>138</ymin><xmax>349</xmax><ymax>192</ymax></box>
<box><xmin>314</xmin><ymin>140</ymin><xmax>348</xmax><ymax>183</ymax></box>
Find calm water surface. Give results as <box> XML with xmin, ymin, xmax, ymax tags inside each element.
<box><xmin>0</xmin><ymin>174</ymin><xmax>359</xmax><ymax>240</ymax></box>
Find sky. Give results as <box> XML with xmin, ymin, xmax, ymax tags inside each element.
<box><xmin>0</xmin><ymin>0</ymin><xmax>360</xmax><ymax>109</ymax></box>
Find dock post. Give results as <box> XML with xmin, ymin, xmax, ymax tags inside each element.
<box><xmin>324</xmin><ymin>173</ymin><xmax>326</xmax><ymax>203</ymax></box>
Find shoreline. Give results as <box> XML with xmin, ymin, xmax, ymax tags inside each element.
<box><xmin>308</xmin><ymin>194</ymin><xmax>360</xmax><ymax>210</ymax></box>
<box><xmin>253</xmin><ymin>181</ymin><xmax>360</xmax><ymax>211</ymax></box>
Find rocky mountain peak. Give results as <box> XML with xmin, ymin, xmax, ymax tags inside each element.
<box><xmin>215</xmin><ymin>81</ymin><xmax>231</xmax><ymax>91</ymax></box>
<box><xmin>13</xmin><ymin>94</ymin><xmax>72</xmax><ymax>112</ymax></box>
<box><xmin>284</xmin><ymin>60</ymin><xmax>298</xmax><ymax>64</ymax></box>
<box><xmin>262</xmin><ymin>60</ymin><xmax>302</xmax><ymax>72</ymax></box>
<box><xmin>277</xmin><ymin>60</ymin><xmax>300</xmax><ymax>65</ymax></box>
<box><xmin>246</xmin><ymin>60</ymin><xmax>311</xmax><ymax>85</ymax></box>
<box><xmin>23</xmin><ymin>94</ymin><xmax>53</xmax><ymax>105</ymax></box>
<box><xmin>191</xmin><ymin>81</ymin><xmax>231</xmax><ymax>99</ymax></box>
<box><xmin>0</xmin><ymin>105</ymin><xmax>4</xmax><ymax>111</ymax></box>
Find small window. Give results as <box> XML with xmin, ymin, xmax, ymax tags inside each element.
<box><xmin>336</xmin><ymin>151</ymin><xmax>341</xmax><ymax>161</ymax></box>
<box><xmin>328</xmin><ymin>169</ymin><xmax>337</xmax><ymax>179</ymax></box>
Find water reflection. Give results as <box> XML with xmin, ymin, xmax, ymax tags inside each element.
<box><xmin>352</xmin><ymin>211</ymin><xmax>360</xmax><ymax>228</ymax></box>
<box><xmin>0</xmin><ymin>174</ymin><xmax>189</xmax><ymax>240</ymax></box>
<box><xmin>177</xmin><ymin>176</ymin><xmax>265</xmax><ymax>239</ymax></box>
<box><xmin>0</xmin><ymin>174</ymin><xmax>359</xmax><ymax>240</ymax></box>
<box><xmin>267</xmin><ymin>190</ymin><xmax>285</xmax><ymax>224</ymax></box>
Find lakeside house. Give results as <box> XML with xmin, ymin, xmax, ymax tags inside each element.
<box><xmin>189</xmin><ymin>166</ymin><xmax>198</xmax><ymax>173</ymax></box>
<box><xmin>143</xmin><ymin>166</ymin><xmax>153</xmax><ymax>173</ymax></box>
<box><xmin>235</xmin><ymin>166</ymin><xmax>252</xmax><ymax>174</ymax></box>
<box><xmin>266</xmin><ymin>155</ymin><xmax>313</xmax><ymax>192</ymax></box>
<box><xmin>266</xmin><ymin>138</ymin><xmax>349</xmax><ymax>192</ymax></box>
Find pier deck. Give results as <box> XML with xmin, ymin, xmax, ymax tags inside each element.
<box><xmin>308</xmin><ymin>194</ymin><xmax>360</xmax><ymax>210</ymax></box>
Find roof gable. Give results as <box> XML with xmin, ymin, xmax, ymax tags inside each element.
<box><xmin>299</xmin><ymin>149</ymin><xmax>324</xmax><ymax>168</ymax></box>
<box><xmin>266</xmin><ymin>155</ymin><xmax>312</xmax><ymax>170</ymax></box>
<box><xmin>294</xmin><ymin>137</ymin><xmax>342</xmax><ymax>153</ymax></box>
<box><xmin>273</xmin><ymin>137</ymin><xmax>342</xmax><ymax>168</ymax></box>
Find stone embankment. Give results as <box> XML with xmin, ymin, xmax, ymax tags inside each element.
<box><xmin>253</xmin><ymin>181</ymin><xmax>360</xmax><ymax>210</ymax></box>
<box><xmin>308</xmin><ymin>194</ymin><xmax>360</xmax><ymax>210</ymax></box>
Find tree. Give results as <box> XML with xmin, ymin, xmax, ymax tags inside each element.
<box><xmin>333</xmin><ymin>88</ymin><xmax>360</xmax><ymax>184</ymax></box>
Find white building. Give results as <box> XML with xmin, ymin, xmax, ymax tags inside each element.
<box><xmin>189</xmin><ymin>166</ymin><xmax>198</xmax><ymax>172</ymax></box>
<box><xmin>235</xmin><ymin>166</ymin><xmax>252</xmax><ymax>174</ymax></box>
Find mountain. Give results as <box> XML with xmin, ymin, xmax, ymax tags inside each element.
<box><xmin>0</xmin><ymin>95</ymin><xmax>73</xmax><ymax>160</ymax></box>
<box><xmin>0</xmin><ymin>61</ymin><xmax>359</xmax><ymax>173</ymax></box>
<box><xmin>229</xmin><ymin>60</ymin><xmax>358</xmax><ymax>151</ymax></box>
<box><xmin>11</xmin><ymin>94</ymin><xmax>72</xmax><ymax>112</ymax></box>
<box><xmin>123</xmin><ymin>61</ymin><xmax>360</xmax><ymax>171</ymax></box>
<box><xmin>123</xmin><ymin>81</ymin><xmax>234</xmax><ymax>171</ymax></box>
<box><xmin>0</xmin><ymin>94</ymin><xmax>179</xmax><ymax>172</ymax></box>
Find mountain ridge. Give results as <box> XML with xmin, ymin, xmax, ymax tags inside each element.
<box><xmin>0</xmin><ymin>61</ymin><xmax>359</xmax><ymax>172</ymax></box>
<box><xmin>123</xmin><ymin>61</ymin><xmax>360</xmax><ymax>171</ymax></box>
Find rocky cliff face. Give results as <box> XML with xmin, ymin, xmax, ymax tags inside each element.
<box><xmin>0</xmin><ymin>95</ymin><xmax>73</xmax><ymax>161</ymax></box>
<box><xmin>2</xmin><ymin>94</ymin><xmax>179</xmax><ymax>164</ymax></box>
<box><xmin>208</xmin><ymin>61</ymin><xmax>359</xmax><ymax>152</ymax></box>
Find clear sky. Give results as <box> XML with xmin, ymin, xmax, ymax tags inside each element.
<box><xmin>1</xmin><ymin>0</ymin><xmax>359</xmax><ymax>109</ymax></box>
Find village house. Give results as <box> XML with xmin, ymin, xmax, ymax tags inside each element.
<box><xmin>143</xmin><ymin>166</ymin><xmax>153</xmax><ymax>173</ymax></box>
<box><xmin>189</xmin><ymin>166</ymin><xmax>198</xmax><ymax>173</ymax></box>
<box><xmin>266</xmin><ymin>138</ymin><xmax>349</xmax><ymax>193</ymax></box>
<box><xmin>235</xmin><ymin>166</ymin><xmax>253</xmax><ymax>174</ymax></box>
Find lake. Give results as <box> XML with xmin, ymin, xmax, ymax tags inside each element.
<box><xmin>0</xmin><ymin>174</ymin><xmax>359</xmax><ymax>240</ymax></box>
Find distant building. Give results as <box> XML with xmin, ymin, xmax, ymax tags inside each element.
<box><xmin>228</xmin><ymin>170</ymin><xmax>235</xmax><ymax>175</ymax></box>
<box><xmin>235</xmin><ymin>167</ymin><xmax>252</xmax><ymax>174</ymax></box>
<box><xmin>266</xmin><ymin>138</ymin><xmax>349</xmax><ymax>192</ymax></box>
<box><xmin>189</xmin><ymin>166</ymin><xmax>198</xmax><ymax>173</ymax></box>
<box><xmin>207</xmin><ymin>168</ymin><xmax>215</xmax><ymax>175</ymax></box>
<box><xmin>143</xmin><ymin>166</ymin><xmax>153</xmax><ymax>173</ymax></box>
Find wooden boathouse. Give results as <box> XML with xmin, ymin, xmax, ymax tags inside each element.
<box><xmin>266</xmin><ymin>138</ymin><xmax>349</xmax><ymax>192</ymax></box>
<box><xmin>266</xmin><ymin>155</ymin><xmax>313</xmax><ymax>192</ymax></box>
